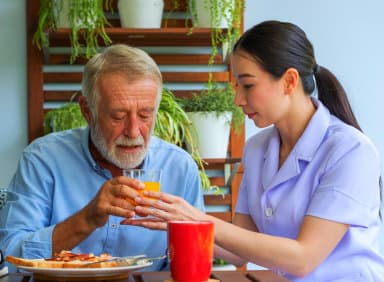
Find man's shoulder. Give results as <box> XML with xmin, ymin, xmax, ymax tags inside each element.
<box><xmin>147</xmin><ymin>136</ymin><xmax>198</xmax><ymax>170</ymax></box>
<box><xmin>149</xmin><ymin>136</ymin><xmax>191</xmax><ymax>158</ymax></box>
<box><xmin>25</xmin><ymin>127</ymin><xmax>88</xmax><ymax>154</ymax></box>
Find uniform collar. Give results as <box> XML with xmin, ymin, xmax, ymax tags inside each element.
<box><xmin>262</xmin><ymin>98</ymin><xmax>331</xmax><ymax>190</ymax></box>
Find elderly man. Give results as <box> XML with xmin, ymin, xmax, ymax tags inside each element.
<box><xmin>0</xmin><ymin>44</ymin><xmax>204</xmax><ymax>272</ymax></box>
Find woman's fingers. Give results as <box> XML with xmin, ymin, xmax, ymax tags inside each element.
<box><xmin>120</xmin><ymin>217</ymin><xmax>167</xmax><ymax>230</ymax></box>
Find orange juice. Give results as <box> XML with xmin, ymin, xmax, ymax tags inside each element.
<box><xmin>123</xmin><ymin>169</ymin><xmax>162</xmax><ymax>206</ymax></box>
<box><xmin>127</xmin><ymin>181</ymin><xmax>160</xmax><ymax>206</ymax></box>
<box><xmin>141</xmin><ymin>181</ymin><xmax>160</xmax><ymax>199</ymax></box>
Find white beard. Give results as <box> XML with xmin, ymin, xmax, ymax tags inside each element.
<box><xmin>90</xmin><ymin>122</ymin><xmax>147</xmax><ymax>169</ymax></box>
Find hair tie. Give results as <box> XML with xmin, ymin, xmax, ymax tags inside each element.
<box><xmin>313</xmin><ymin>64</ymin><xmax>320</xmax><ymax>74</ymax></box>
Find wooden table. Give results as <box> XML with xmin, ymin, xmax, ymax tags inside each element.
<box><xmin>0</xmin><ymin>270</ymin><xmax>289</xmax><ymax>282</ymax></box>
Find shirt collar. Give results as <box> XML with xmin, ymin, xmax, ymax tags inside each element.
<box><xmin>265</xmin><ymin>98</ymin><xmax>330</xmax><ymax>162</ymax></box>
<box><xmin>262</xmin><ymin>98</ymin><xmax>331</xmax><ymax>189</ymax></box>
<box><xmin>293</xmin><ymin>98</ymin><xmax>331</xmax><ymax>162</ymax></box>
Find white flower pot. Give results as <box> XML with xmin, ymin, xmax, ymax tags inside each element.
<box><xmin>187</xmin><ymin>111</ymin><xmax>232</xmax><ymax>159</ymax></box>
<box><xmin>53</xmin><ymin>0</ymin><xmax>96</xmax><ymax>28</ymax></box>
<box><xmin>118</xmin><ymin>0</ymin><xmax>164</xmax><ymax>28</ymax></box>
<box><xmin>189</xmin><ymin>0</ymin><xmax>234</xmax><ymax>28</ymax></box>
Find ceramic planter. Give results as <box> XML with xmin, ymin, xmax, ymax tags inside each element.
<box><xmin>187</xmin><ymin>111</ymin><xmax>232</xmax><ymax>159</ymax></box>
<box><xmin>118</xmin><ymin>0</ymin><xmax>164</xmax><ymax>28</ymax></box>
<box><xmin>189</xmin><ymin>0</ymin><xmax>234</xmax><ymax>28</ymax></box>
<box><xmin>53</xmin><ymin>0</ymin><xmax>97</xmax><ymax>28</ymax></box>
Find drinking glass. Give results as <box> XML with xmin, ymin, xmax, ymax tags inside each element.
<box><xmin>122</xmin><ymin>169</ymin><xmax>162</xmax><ymax>204</ymax></box>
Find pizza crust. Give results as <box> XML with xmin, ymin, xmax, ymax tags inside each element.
<box><xmin>6</xmin><ymin>251</ymin><xmax>117</xmax><ymax>269</ymax></box>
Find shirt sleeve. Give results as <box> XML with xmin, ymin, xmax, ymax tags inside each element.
<box><xmin>307</xmin><ymin>139</ymin><xmax>381</xmax><ymax>228</ymax></box>
<box><xmin>0</xmin><ymin>151</ymin><xmax>55</xmax><ymax>268</ymax></box>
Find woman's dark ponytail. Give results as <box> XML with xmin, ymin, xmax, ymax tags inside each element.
<box><xmin>315</xmin><ymin>66</ymin><xmax>362</xmax><ymax>132</ymax></box>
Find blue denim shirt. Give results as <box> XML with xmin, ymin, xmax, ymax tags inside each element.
<box><xmin>0</xmin><ymin>127</ymin><xmax>204</xmax><ymax>272</ymax></box>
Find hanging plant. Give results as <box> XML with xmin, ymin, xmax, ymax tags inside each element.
<box><xmin>33</xmin><ymin>0</ymin><xmax>114</xmax><ymax>63</ymax></box>
<box><xmin>189</xmin><ymin>0</ymin><xmax>244</xmax><ymax>66</ymax></box>
<box><xmin>169</xmin><ymin>0</ymin><xmax>244</xmax><ymax>71</ymax></box>
<box><xmin>155</xmin><ymin>88</ymin><xmax>212</xmax><ymax>191</ymax></box>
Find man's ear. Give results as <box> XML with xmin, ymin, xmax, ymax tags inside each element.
<box><xmin>283</xmin><ymin>68</ymin><xmax>299</xmax><ymax>95</ymax></box>
<box><xmin>79</xmin><ymin>96</ymin><xmax>92</xmax><ymax>124</ymax></box>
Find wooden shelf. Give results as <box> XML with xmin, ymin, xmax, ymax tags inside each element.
<box><xmin>204</xmin><ymin>158</ymin><xmax>242</xmax><ymax>164</ymax></box>
<box><xmin>48</xmin><ymin>28</ymin><xmax>226</xmax><ymax>47</ymax></box>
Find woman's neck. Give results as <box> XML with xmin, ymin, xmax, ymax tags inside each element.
<box><xmin>277</xmin><ymin>96</ymin><xmax>316</xmax><ymax>167</ymax></box>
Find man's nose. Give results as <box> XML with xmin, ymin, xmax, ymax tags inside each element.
<box><xmin>123</xmin><ymin>116</ymin><xmax>140</xmax><ymax>138</ymax></box>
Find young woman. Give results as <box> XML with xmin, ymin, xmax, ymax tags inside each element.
<box><xmin>123</xmin><ymin>21</ymin><xmax>384</xmax><ymax>281</ymax></box>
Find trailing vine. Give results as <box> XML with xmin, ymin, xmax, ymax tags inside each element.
<box><xmin>33</xmin><ymin>0</ymin><xmax>114</xmax><ymax>63</ymax></box>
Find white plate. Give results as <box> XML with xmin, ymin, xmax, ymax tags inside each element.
<box><xmin>17</xmin><ymin>260</ymin><xmax>153</xmax><ymax>277</ymax></box>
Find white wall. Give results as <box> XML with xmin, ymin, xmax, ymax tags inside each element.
<box><xmin>0</xmin><ymin>0</ymin><xmax>27</xmax><ymax>187</ymax></box>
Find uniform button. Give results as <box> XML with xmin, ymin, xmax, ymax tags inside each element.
<box><xmin>265</xmin><ymin>207</ymin><xmax>273</xmax><ymax>217</ymax></box>
<box><xmin>277</xmin><ymin>270</ymin><xmax>286</xmax><ymax>276</ymax></box>
<box><xmin>111</xmin><ymin>223</ymin><xmax>117</xmax><ymax>229</ymax></box>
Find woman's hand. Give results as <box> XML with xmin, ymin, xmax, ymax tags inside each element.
<box><xmin>120</xmin><ymin>190</ymin><xmax>206</xmax><ymax>230</ymax></box>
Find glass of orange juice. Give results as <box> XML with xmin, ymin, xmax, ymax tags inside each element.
<box><xmin>123</xmin><ymin>169</ymin><xmax>162</xmax><ymax>203</ymax></box>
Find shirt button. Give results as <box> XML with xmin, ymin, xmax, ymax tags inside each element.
<box><xmin>111</xmin><ymin>223</ymin><xmax>117</xmax><ymax>229</ymax></box>
<box><xmin>265</xmin><ymin>207</ymin><xmax>273</xmax><ymax>217</ymax></box>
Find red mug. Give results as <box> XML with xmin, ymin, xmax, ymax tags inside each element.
<box><xmin>168</xmin><ymin>220</ymin><xmax>214</xmax><ymax>282</ymax></box>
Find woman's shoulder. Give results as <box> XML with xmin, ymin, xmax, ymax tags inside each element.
<box><xmin>324</xmin><ymin>116</ymin><xmax>380</xmax><ymax>163</ymax></box>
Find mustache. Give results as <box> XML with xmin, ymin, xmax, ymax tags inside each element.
<box><xmin>115</xmin><ymin>136</ymin><xmax>144</xmax><ymax>147</ymax></box>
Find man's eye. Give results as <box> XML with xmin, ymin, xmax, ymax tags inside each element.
<box><xmin>243</xmin><ymin>84</ymin><xmax>253</xmax><ymax>90</ymax></box>
<box><xmin>140</xmin><ymin>114</ymin><xmax>152</xmax><ymax>120</ymax></box>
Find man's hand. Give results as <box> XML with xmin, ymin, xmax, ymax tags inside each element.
<box><xmin>84</xmin><ymin>176</ymin><xmax>145</xmax><ymax>228</ymax></box>
<box><xmin>52</xmin><ymin>175</ymin><xmax>146</xmax><ymax>253</ymax></box>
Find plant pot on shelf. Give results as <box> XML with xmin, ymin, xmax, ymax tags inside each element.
<box><xmin>187</xmin><ymin>111</ymin><xmax>232</xmax><ymax>159</ymax></box>
<box><xmin>179</xmin><ymin>83</ymin><xmax>244</xmax><ymax>159</ymax></box>
<box><xmin>118</xmin><ymin>0</ymin><xmax>164</xmax><ymax>28</ymax></box>
<box><xmin>189</xmin><ymin>0</ymin><xmax>234</xmax><ymax>28</ymax></box>
<box><xmin>33</xmin><ymin>0</ymin><xmax>113</xmax><ymax>63</ymax></box>
<box><xmin>53</xmin><ymin>0</ymin><xmax>97</xmax><ymax>28</ymax></box>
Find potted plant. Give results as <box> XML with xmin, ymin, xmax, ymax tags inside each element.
<box><xmin>178</xmin><ymin>82</ymin><xmax>244</xmax><ymax>159</ymax></box>
<box><xmin>154</xmin><ymin>88</ymin><xmax>211</xmax><ymax>191</ymax></box>
<box><xmin>170</xmin><ymin>0</ymin><xmax>244</xmax><ymax>65</ymax></box>
<box><xmin>33</xmin><ymin>0</ymin><xmax>114</xmax><ymax>63</ymax></box>
<box><xmin>118</xmin><ymin>0</ymin><xmax>164</xmax><ymax>28</ymax></box>
<box><xmin>43</xmin><ymin>88</ymin><xmax>212</xmax><ymax>191</ymax></box>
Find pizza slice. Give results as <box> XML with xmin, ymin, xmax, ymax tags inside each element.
<box><xmin>6</xmin><ymin>250</ymin><xmax>118</xmax><ymax>269</ymax></box>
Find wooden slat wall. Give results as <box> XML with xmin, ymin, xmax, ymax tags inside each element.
<box><xmin>27</xmin><ymin>0</ymin><xmax>244</xmax><ymax>223</ymax></box>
